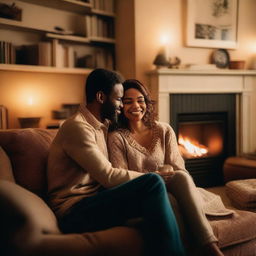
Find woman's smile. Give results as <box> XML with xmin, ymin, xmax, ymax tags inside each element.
<box><xmin>123</xmin><ymin>88</ymin><xmax>147</xmax><ymax>121</ymax></box>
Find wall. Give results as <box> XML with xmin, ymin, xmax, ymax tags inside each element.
<box><xmin>0</xmin><ymin>71</ymin><xmax>85</xmax><ymax>128</ymax></box>
<box><xmin>115</xmin><ymin>0</ymin><xmax>136</xmax><ymax>79</ymax></box>
<box><xmin>116</xmin><ymin>0</ymin><xmax>256</xmax><ymax>85</ymax></box>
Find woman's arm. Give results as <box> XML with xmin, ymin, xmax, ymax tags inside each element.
<box><xmin>164</xmin><ymin>124</ymin><xmax>188</xmax><ymax>173</ymax></box>
<box><xmin>107</xmin><ymin>131</ymin><xmax>129</xmax><ymax>169</ymax></box>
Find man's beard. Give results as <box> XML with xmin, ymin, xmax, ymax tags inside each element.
<box><xmin>101</xmin><ymin>100</ymin><xmax>119</xmax><ymax>125</ymax></box>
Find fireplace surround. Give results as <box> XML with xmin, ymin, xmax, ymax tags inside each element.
<box><xmin>148</xmin><ymin>69</ymin><xmax>256</xmax><ymax>186</ymax></box>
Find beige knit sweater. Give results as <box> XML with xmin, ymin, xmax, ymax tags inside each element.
<box><xmin>107</xmin><ymin>121</ymin><xmax>187</xmax><ymax>173</ymax></box>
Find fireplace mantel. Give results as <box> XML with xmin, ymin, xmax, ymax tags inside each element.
<box><xmin>147</xmin><ymin>69</ymin><xmax>256</xmax><ymax>154</ymax></box>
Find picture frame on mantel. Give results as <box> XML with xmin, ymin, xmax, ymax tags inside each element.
<box><xmin>186</xmin><ymin>0</ymin><xmax>238</xmax><ymax>49</ymax></box>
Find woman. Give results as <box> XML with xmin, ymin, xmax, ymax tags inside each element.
<box><xmin>108</xmin><ymin>79</ymin><xmax>224</xmax><ymax>256</ymax></box>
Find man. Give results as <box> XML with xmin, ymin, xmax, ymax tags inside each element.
<box><xmin>47</xmin><ymin>68</ymin><xmax>185</xmax><ymax>256</ymax></box>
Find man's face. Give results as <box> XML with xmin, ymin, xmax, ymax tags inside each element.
<box><xmin>101</xmin><ymin>83</ymin><xmax>123</xmax><ymax>123</ymax></box>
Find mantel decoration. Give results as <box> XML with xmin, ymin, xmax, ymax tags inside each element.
<box><xmin>153</xmin><ymin>47</ymin><xmax>181</xmax><ymax>69</ymax></box>
<box><xmin>211</xmin><ymin>48</ymin><xmax>230</xmax><ymax>68</ymax></box>
<box><xmin>186</xmin><ymin>0</ymin><xmax>238</xmax><ymax>49</ymax></box>
<box><xmin>153</xmin><ymin>47</ymin><xmax>169</xmax><ymax>68</ymax></box>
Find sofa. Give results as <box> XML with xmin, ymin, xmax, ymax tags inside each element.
<box><xmin>0</xmin><ymin>128</ymin><xmax>256</xmax><ymax>256</ymax></box>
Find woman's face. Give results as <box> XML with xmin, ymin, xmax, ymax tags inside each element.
<box><xmin>122</xmin><ymin>88</ymin><xmax>147</xmax><ymax>122</ymax></box>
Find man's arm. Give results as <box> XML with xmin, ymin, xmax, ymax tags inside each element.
<box><xmin>61</xmin><ymin>120</ymin><xmax>142</xmax><ymax>188</ymax></box>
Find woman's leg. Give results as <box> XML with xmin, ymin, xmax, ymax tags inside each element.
<box><xmin>60</xmin><ymin>173</ymin><xmax>185</xmax><ymax>256</ymax></box>
<box><xmin>166</xmin><ymin>171</ymin><xmax>223</xmax><ymax>255</ymax></box>
<box><xmin>166</xmin><ymin>171</ymin><xmax>216</xmax><ymax>245</ymax></box>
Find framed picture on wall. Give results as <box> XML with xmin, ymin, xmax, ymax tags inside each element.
<box><xmin>186</xmin><ymin>0</ymin><xmax>238</xmax><ymax>49</ymax></box>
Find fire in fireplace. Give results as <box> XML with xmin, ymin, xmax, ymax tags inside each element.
<box><xmin>178</xmin><ymin>114</ymin><xmax>225</xmax><ymax>159</ymax></box>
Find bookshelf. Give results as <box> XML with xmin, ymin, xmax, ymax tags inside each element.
<box><xmin>0</xmin><ymin>0</ymin><xmax>115</xmax><ymax>72</ymax></box>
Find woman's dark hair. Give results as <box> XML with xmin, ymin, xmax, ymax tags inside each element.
<box><xmin>117</xmin><ymin>79</ymin><xmax>156</xmax><ymax>130</ymax></box>
<box><xmin>85</xmin><ymin>68</ymin><xmax>124</xmax><ymax>103</ymax></box>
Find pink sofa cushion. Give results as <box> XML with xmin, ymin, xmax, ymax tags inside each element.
<box><xmin>0</xmin><ymin>129</ymin><xmax>57</xmax><ymax>197</ymax></box>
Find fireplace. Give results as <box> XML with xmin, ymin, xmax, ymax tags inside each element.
<box><xmin>170</xmin><ymin>94</ymin><xmax>236</xmax><ymax>187</ymax></box>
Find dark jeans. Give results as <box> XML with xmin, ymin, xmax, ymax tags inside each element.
<box><xmin>59</xmin><ymin>173</ymin><xmax>185</xmax><ymax>256</ymax></box>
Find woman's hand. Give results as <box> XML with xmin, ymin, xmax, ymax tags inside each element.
<box><xmin>157</xmin><ymin>164</ymin><xmax>174</xmax><ymax>173</ymax></box>
<box><xmin>155</xmin><ymin>165</ymin><xmax>175</xmax><ymax>183</ymax></box>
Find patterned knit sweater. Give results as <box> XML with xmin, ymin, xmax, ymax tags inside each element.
<box><xmin>107</xmin><ymin>121</ymin><xmax>187</xmax><ymax>173</ymax></box>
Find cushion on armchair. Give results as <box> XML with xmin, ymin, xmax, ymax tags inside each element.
<box><xmin>0</xmin><ymin>128</ymin><xmax>57</xmax><ymax>198</ymax></box>
<box><xmin>226</xmin><ymin>179</ymin><xmax>256</xmax><ymax>211</ymax></box>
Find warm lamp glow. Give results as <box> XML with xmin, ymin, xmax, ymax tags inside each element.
<box><xmin>160</xmin><ymin>35</ymin><xmax>170</xmax><ymax>45</ymax></box>
<box><xmin>158</xmin><ymin>33</ymin><xmax>172</xmax><ymax>61</ymax></box>
<box><xmin>17</xmin><ymin>88</ymin><xmax>42</xmax><ymax>117</ymax></box>
<box><xmin>27</xmin><ymin>96</ymin><xmax>34</xmax><ymax>106</ymax></box>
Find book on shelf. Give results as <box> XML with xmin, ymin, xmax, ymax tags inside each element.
<box><xmin>52</xmin><ymin>39</ymin><xmax>75</xmax><ymax>68</ymax></box>
<box><xmin>105</xmin><ymin>51</ymin><xmax>113</xmax><ymax>69</ymax></box>
<box><xmin>85</xmin><ymin>15</ymin><xmax>91</xmax><ymax>37</ymax></box>
<box><xmin>0</xmin><ymin>41</ymin><xmax>16</xmax><ymax>64</ymax></box>
<box><xmin>65</xmin><ymin>46</ymin><xmax>75</xmax><ymax>68</ymax></box>
<box><xmin>16</xmin><ymin>44</ymin><xmax>39</xmax><ymax>65</ymax></box>
<box><xmin>77</xmin><ymin>54</ymin><xmax>95</xmax><ymax>68</ymax></box>
<box><xmin>38</xmin><ymin>42</ymin><xmax>52</xmax><ymax>66</ymax></box>
<box><xmin>92</xmin><ymin>0</ymin><xmax>114</xmax><ymax>12</ymax></box>
<box><xmin>76</xmin><ymin>49</ymin><xmax>113</xmax><ymax>69</ymax></box>
<box><xmin>0</xmin><ymin>105</ymin><xmax>8</xmax><ymax>129</ymax></box>
<box><xmin>89</xmin><ymin>15</ymin><xmax>114</xmax><ymax>38</ymax></box>
<box><xmin>16</xmin><ymin>42</ymin><xmax>52</xmax><ymax>66</ymax></box>
<box><xmin>91</xmin><ymin>15</ymin><xmax>98</xmax><ymax>37</ymax></box>
<box><xmin>95</xmin><ymin>48</ymin><xmax>113</xmax><ymax>69</ymax></box>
